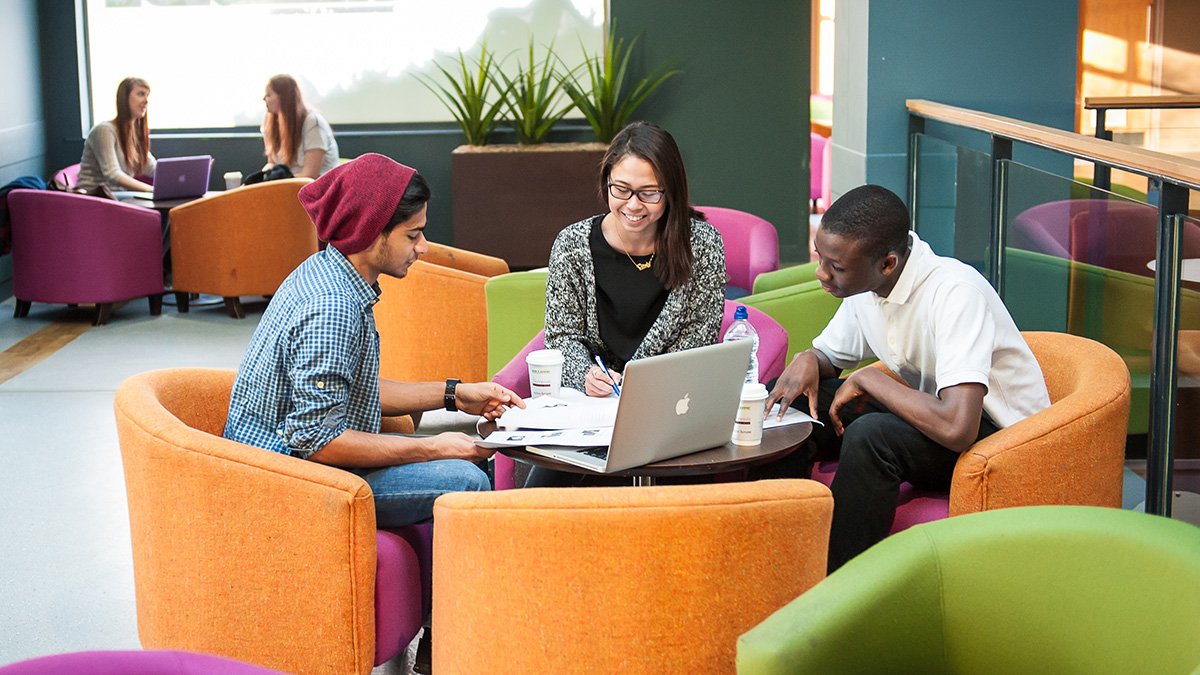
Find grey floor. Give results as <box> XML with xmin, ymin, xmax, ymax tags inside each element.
<box><xmin>0</xmin><ymin>297</ymin><xmax>474</xmax><ymax>669</ymax></box>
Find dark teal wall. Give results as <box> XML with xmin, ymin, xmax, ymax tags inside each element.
<box><xmin>842</xmin><ymin>0</ymin><xmax>1078</xmax><ymax>196</ymax></box>
<box><xmin>0</xmin><ymin>0</ymin><xmax>45</xmax><ymax>295</ymax></box>
<box><xmin>611</xmin><ymin>0</ymin><xmax>812</xmax><ymax>262</ymax></box>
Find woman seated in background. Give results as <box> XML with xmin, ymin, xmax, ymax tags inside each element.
<box><xmin>261</xmin><ymin>74</ymin><xmax>339</xmax><ymax>179</ymax></box>
<box><xmin>77</xmin><ymin>77</ymin><xmax>155</xmax><ymax>192</ymax></box>
<box><xmin>525</xmin><ymin>120</ymin><xmax>726</xmax><ymax>487</ymax></box>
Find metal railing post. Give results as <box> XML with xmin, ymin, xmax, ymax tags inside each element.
<box><xmin>990</xmin><ymin>137</ymin><xmax>1013</xmax><ymax>295</ymax></box>
<box><xmin>1146</xmin><ymin>183</ymin><xmax>1188</xmax><ymax>516</ymax></box>
<box><xmin>907</xmin><ymin>114</ymin><xmax>925</xmax><ymax>227</ymax></box>
<box><xmin>1093</xmin><ymin>107</ymin><xmax>1113</xmax><ymax>192</ymax></box>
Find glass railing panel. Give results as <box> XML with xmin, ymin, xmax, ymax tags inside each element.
<box><xmin>1002</xmin><ymin>159</ymin><xmax>1162</xmax><ymax>460</ymax></box>
<box><xmin>1172</xmin><ymin>213</ymin><xmax>1200</xmax><ymax>524</ymax></box>
<box><xmin>911</xmin><ymin>133</ymin><xmax>992</xmax><ymax>274</ymax></box>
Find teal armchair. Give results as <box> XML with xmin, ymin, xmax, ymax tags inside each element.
<box><xmin>737</xmin><ymin>505</ymin><xmax>1200</xmax><ymax>675</ymax></box>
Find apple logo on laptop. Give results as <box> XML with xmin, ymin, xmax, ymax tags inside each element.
<box><xmin>675</xmin><ymin>394</ymin><xmax>690</xmax><ymax>416</ymax></box>
<box><xmin>177</xmin><ymin>175</ymin><xmax>186</xmax><ymax>183</ymax></box>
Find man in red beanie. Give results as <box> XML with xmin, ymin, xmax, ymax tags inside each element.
<box><xmin>224</xmin><ymin>153</ymin><xmax>524</xmax><ymax>526</ymax></box>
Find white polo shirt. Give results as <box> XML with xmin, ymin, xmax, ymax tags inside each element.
<box><xmin>812</xmin><ymin>232</ymin><xmax>1049</xmax><ymax>428</ymax></box>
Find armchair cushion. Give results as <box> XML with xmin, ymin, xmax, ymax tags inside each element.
<box><xmin>376</xmin><ymin>259</ymin><xmax>490</xmax><ymax>383</ymax></box>
<box><xmin>113</xmin><ymin>368</ymin><xmax>427</xmax><ymax>674</ymax></box>
<box><xmin>485</xmin><ymin>269</ymin><xmax>550</xmax><ymax>378</ymax></box>
<box><xmin>698</xmin><ymin>205</ymin><xmax>781</xmax><ymax>292</ymax></box>
<box><xmin>9</xmin><ymin>189</ymin><xmax>163</xmax><ymax>318</ymax></box>
<box><xmin>168</xmin><ymin>178</ymin><xmax>317</xmax><ymax>301</ymax></box>
<box><xmin>737</xmin><ymin>506</ymin><xmax>1200</xmax><ymax>675</ymax></box>
<box><xmin>434</xmin><ymin>480</ymin><xmax>833</xmax><ymax>674</ymax></box>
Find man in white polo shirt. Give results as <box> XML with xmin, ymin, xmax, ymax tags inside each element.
<box><xmin>762</xmin><ymin>184</ymin><xmax>1050</xmax><ymax>572</ymax></box>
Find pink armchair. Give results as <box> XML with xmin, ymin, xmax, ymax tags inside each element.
<box><xmin>8</xmin><ymin>189</ymin><xmax>164</xmax><ymax>325</ymax></box>
<box><xmin>491</xmin><ymin>301</ymin><xmax>789</xmax><ymax>489</ymax></box>
<box><xmin>697</xmin><ymin>205</ymin><xmax>781</xmax><ymax>295</ymax></box>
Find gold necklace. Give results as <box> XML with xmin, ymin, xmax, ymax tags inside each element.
<box><xmin>612</xmin><ymin>225</ymin><xmax>655</xmax><ymax>271</ymax></box>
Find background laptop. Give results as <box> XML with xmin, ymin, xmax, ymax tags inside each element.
<box><xmin>137</xmin><ymin>155</ymin><xmax>213</xmax><ymax>200</ymax></box>
<box><xmin>525</xmin><ymin>339</ymin><xmax>753</xmax><ymax>473</ymax></box>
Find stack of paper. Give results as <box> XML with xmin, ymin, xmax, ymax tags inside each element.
<box><xmin>479</xmin><ymin>393</ymin><xmax>618</xmax><ymax>448</ymax></box>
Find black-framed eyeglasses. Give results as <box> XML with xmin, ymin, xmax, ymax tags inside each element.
<box><xmin>607</xmin><ymin>183</ymin><xmax>665</xmax><ymax>204</ymax></box>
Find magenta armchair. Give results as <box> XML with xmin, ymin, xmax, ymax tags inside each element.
<box><xmin>8</xmin><ymin>190</ymin><xmax>164</xmax><ymax>325</ymax></box>
<box><xmin>491</xmin><ymin>301</ymin><xmax>788</xmax><ymax>489</ymax></box>
<box><xmin>810</xmin><ymin>133</ymin><xmax>829</xmax><ymax>210</ymax></box>
<box><xmin>697</xmin><ymin>206</ymin><xmax>781</xmax><ymax>295</ymax></box>
<box><xmin>1010</xmin><ymin>198</ymin><xmax>1200</xmax><ymax>280</ymax></box>
<box><xmin>0</xmin><ymin>650</ymin><xmax>285</xmax><ymax>674</ymax></box>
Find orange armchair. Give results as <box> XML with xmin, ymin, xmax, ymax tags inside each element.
<box><xmin>812</xmin><ymin>331</ymin><xmax>1131</xmax><ymax>531</ymax></box>
<box><xmin>168</xmin><ymin>179</ymin><xmax>317</xmax><ymax>318</ymax></box>
<box><xmin>432</xmin><ymin>480</ymin><xmax>833</xmax><ymax>674</ymax></box>
<box><xmin>376</xmin><ymin>243</ymin><xmax>509</xmax><ymax>384</ymax></box>
<box><xmin>947</xmin><ymin>331</ymin><xmax>1130</xmax><ymax>514</ymax></box>
<box><xmin>113</xmin><ymin>368</ymin><xmax>425</xmax><ymax>674</ymax></box>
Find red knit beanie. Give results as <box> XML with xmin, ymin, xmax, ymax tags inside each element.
<box><xmin>298</xmin><ymin>153</ymin><xmax>417</xmax><ymax>255</ymax></box>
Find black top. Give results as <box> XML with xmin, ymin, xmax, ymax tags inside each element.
<box><xmin>589</xmin><ymin>216</ymin><xmax>669</xmax><ymax>371</ymax></box>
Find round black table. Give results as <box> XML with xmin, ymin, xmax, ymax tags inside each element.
<box><xmin>481</xmin><ymin>419</ymin><xmax>812</xmax><ymax>486</ymax></box>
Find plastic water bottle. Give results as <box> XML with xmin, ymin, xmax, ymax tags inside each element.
<box><xmin>723</xmin><ymin>305</ymin><xmax>759</xmax><ymax>384</ymax></box>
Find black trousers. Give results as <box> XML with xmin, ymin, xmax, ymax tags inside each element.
<box><xmin>753</xmin><ymin>377</ymin><xmax>999</xmax><ymax>572</ymax></box>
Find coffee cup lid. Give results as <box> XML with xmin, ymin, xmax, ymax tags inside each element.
<box><xmin>525</xmin><ymin>348</ymin><xmax>564</xmax><ymax>366</ymax></box>
<box><xmin>741</xmin><ymin>382</ymin><xmax>768</xmax><ymax>400</ymax></box>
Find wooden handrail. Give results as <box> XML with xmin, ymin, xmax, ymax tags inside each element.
<box><xmin>1085</xmin><ymin>95</ymin><xmax>1200</xmax><ymax>110</ymax></box>
<box><xmin>907</xmin><ymin>99</ymin><xmax>1200</xmax><ymax>191</ymax></box>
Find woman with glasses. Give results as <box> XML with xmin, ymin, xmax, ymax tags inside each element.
<box><xmin>526</xmin><ymin>121</ymin><xmax>725</xmax><ymax>488</ymax></box>
<box><xmin>543</xmin><ymin>120</ymin><xmax>726</xmax><ymax>399</ymax></box>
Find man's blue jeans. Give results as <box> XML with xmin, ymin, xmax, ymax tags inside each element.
<box><xmin>351</xmin><ymin>459</ymin><xmax>490</xmax><ymax>527</ymax></box>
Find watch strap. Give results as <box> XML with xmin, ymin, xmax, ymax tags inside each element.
<box><xmin>443</xmin><ymin>378</ymin><xmax>461</xmax><ymax>412</ymax></box>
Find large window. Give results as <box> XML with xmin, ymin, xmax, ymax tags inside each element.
<box><xmin>83</xmin><ymin>0</ymin><xmax>604</xmax><ymax>130</ymax></box>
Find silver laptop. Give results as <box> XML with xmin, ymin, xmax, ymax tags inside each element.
<box><xmin>524</xmin><ymin>339</ymin><xmax>753</xmax><ymax>473</ymax></box>
<box><xmin>138</xmin><ymin>155</ymin><xmax>213</xmax><ymax>200</ymax></box>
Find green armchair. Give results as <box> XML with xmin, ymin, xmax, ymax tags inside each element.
<box><xmin>737</xmin><ymin>505</ymin><xmax>1200</xmax><ymax>674</ymax></box>
<box><xmin>484</xmin><ymin>269</ymin><xmax>549</xmax><ymax>378</ymax></box>
<box><xmin>741</xmin><ymin>268</ymin><xmax>840</xmax><ymax>365</ymax></box>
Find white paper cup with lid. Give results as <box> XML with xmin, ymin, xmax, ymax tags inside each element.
<box><xmin>526</xmin><ymin>349</ymin><xmax>564</xmax><ymax>397</ymax></box>
<box><xmin>732</xmin><ymin>382</ymin><xmax>769</xmax><ymax>445</ymax></box>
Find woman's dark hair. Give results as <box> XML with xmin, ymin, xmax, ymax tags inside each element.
<box><xmin>820</xmin><ymin>184</ymin><xmax>911</xmax><ymax>261</ymax></box>
<box><xmin>599</xmin><ymin>121</ymin><xmax>699</xmax><ymax>290</ymax></box>
<box><xmin>113</xmin><ymin>77</ymin><xmax>151</xmax><ymax>177</ymax></box>
<box><xmin>263</xmin><ymin>74</ymin><xmax>307</xmax><ymax>166</ymax></box>
<box><xmin>383</xmin><ymin>172</ymin><xmax>432</xmax><ymax>233</ymax></box>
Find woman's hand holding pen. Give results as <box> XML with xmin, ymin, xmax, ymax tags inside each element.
<box><xmin>584</xmin><ymin>364</ymin><xmax>622</xmax><ymax>398</ymax></box>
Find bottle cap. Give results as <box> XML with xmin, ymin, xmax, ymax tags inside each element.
<box><xmin>734</xmin><ymin>305</ymin><xmax>748</xmax><ymax>320</ymax></box>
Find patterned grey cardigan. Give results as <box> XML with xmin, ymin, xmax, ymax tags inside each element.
<box><xmin>544</xmin><ymin>215</ymin><xmax>727</xmax><ymax>390</ymax></box>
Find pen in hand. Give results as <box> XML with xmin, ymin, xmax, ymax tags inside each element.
<box><xmin>592</xmin><ymin>354</ymin><xmax>622</xmax><ymax>397</ymax></box>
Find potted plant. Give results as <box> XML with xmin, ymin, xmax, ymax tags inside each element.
<box><xmin>427</xmin><ymin>32</ymin><xmax>676</xmax><ymax>269</ymax></box>
<box><xmin>416</xmin><ymin>44</ymin><xmax>507</xmax><ymax>146</ymax></box>
<box><xmin>560</xmin><ymin>27</ymin><xmax>680</xmax><ymax>144</ymax></box>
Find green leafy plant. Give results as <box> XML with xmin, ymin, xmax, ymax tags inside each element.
<box><xmin>560</xmin><ymin>27</ymin><xmax>680</xmax><ymax>144</ymax></box>
<box><xmin>496</xmin><ymin>39</ymin><xmax>576</xmax><ymax>144</ymax></box>
<box><xmin>417</xmin><ymin>45</ymin><xmax>509</xmax><ymax>146</ymax></box>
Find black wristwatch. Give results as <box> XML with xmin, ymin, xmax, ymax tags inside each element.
<box><xmin>443</xmin><ymin>378</ymin><xmax>461</xmax><ymax>412</ymax></box>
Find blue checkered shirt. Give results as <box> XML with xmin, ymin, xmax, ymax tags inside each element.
<box><xmin>224</xmin><ymin>247</ymin><xmax>382</xmax><ymax>459</ymax></box>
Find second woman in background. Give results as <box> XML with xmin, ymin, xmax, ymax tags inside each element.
<box><xmin>77</xmin><ymin>77</ymin><xmax>156</xmax><ymax>192</ymax></box>
<box><xmin>261</xmin><ymin>74</ymin><xmax>339</xmax><ymax>179</ymax></box>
